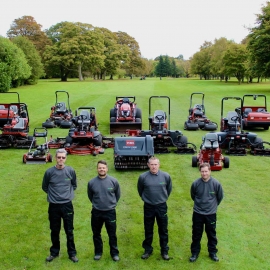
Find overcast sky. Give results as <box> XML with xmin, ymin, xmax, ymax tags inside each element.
<box><xmin>0</xmin><ymin>0</ymin><xmax>267</xmax><ymax>59</ymax></box>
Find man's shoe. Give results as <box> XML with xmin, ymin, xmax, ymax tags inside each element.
<box><xmin>94</xmin><ymin>254</ymin><xmax>102</xmax><ymax>260</ymax></box>
<box><xmin>189</xmin><ymin>254</ymin><xmax>199</xmax><ymax>262</ymax></box>
<box><xmin>112</xmin><ymin>255</ymin><xmax>120</xmax><ymax>261</ymax></box>
<box><xmin>162</xmin><ymin>254</ymin><xmax>170</xmax><ymax>260</ymax></box>
<box><xmin>69</xmin><ymin>256</ymin><xmax>79</xmax><ymax>263</ymax></box>
<box><xmin>46</xmin><ymin>255</ymin><xmax>58</xmax><ymax>262</ymax></box>
<box><xmin>141</xmin><ymin>251</ymin><xmax>152</xmax><ymax>259</ymax></box>
<box><xmin>209</xmin><ymin>253</ymin><xmax>219</xmax><ymax>262</ymax></box>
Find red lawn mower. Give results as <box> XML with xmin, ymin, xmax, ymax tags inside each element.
<box><xmin>42</xmin><ymin>90</ymin><xmax>73</xmax><ymax>129</ymax></box>
<box><xmin>110</xmin><ymin>96</ymin><xmax>142</xmax><ymax>134</ymax></box>
<box><xmin>184</xmin><ymin>92</ymin><xmax>217</xmax><ymax>131</ymax></box>
<box><xmin>192</xmin><ymin>132</ymin><xmax>229</xmax><ymax>171</ymax></box>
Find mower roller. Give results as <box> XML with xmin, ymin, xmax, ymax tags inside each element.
<box><xmin>109</xmin><ymin>96</ymin><xmax>142</xmax><ymax>134</ymax></box>
<box><xmin>241</xmin><ymin>94</ymin><xmax>270</xmax><ymax>130</ymax></box>
<box><xmin>184</xmin><ymin>92</ymin><xmax>217</xmax><ymax>131</ymax></box>
<box><xmin>0</xmin><ymin>92</ymin><xmax>34</xmax><ymax>149</ymax></box>
<box><xmin>42</xmin><ymin>90</ymin><xmax>73</xmax><ymax>129</ymax></box>
<box><xmin>114</xmin><ymin>135</ymin><xmax>154</xmax><ymax>169</ymax></box>
<box><xmin>214</xmin><ymin>97</ymin><xmax>270</xmax><ymax>156</ymax></box>
<box><xmin>23</xmin><ymin>128</ymin><xmax>53</xmax><ymax>164</ymax></box>
<box><xmin>192</xmin><ymin>132</ymin><xmax>229</xmax><ymax>171</ymax></box>
<box><xmin>127</xmin><ymin>96</ymin><xmax>196</xmax><ymax>154</ymax></box>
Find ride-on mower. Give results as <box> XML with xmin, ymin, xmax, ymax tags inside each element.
<box><xmin>192</xmin><ymin>132</ymin><xmax>229</xmax><ymax>171</ymax></box>
<box><xmin>110</xmin><ymin>96</ymin><xmax>142</xmax><ymax>134</ymax></box>
<box><xmin>0</xmin><ymin>92</ymin><xmax>34</xmax><ymax>149</ymax></box>
<box><xmin>215</xmin><ymin>97</ymin><xmax>270</xmax><ymax>156</ymax></box>
<box><xmin>241</xmin><ymin>94</ymin><xmax>270</xmax><ymax>130</ymax></box>
<box><xmin>127</xmin><ymin>96</ymin><xmax>196</xmax><ymax>154</ymax></box>
<box><xmin>23</xmin><ymin>128</ymin><xmax>53</xmax><ymax>164</ymax></box>
<box><xmin>49</xmin><ymin>107</ymin><xmax>104</xmax><ymax>156</ymax></box>
<box><xmin>184</xmin><ymin>92</ymin><xmax>217</xmax><ymax>131</ymax></box>
<box><xmin>42</xmin><ymin>90</ymin><xmax>73</xmax><ymax>128</ymax></box>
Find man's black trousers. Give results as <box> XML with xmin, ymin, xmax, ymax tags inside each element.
<box><xmin>191</xmin><ymin>211</ymin><xmax>218</xmax><ymax>255</ymax></box>
<box><xmin>91</xmin><ymin>208</ymin><xmax>119</xmax><ymax>257</ymax></box>
<box><xmin>143</xmin><ymin>202</ymin><xmax>169</xmax><ymax>255</ymax></box>
<box><xmin>48</xmin><ymin>201</ymin><xmax>76</xmax><ymax>257</ymax></box>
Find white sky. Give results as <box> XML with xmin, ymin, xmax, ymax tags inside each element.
<box><xmin>0</xmin><ymin>0</ymin><xmax>267</xmax><ymax>60</ymax></box>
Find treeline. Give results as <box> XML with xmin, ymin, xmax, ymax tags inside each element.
<box><xmin>1</xmin><ymin>2</ymin><xmax>270</xmax><ymax>91</ymax></box>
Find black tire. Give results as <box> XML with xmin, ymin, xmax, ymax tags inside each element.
<box><xmin>185</xmin><ymin>121</ymin><xmax>199</xmax><ymax>131</ymax></box>
<box><xmin>136</xmin><ymin>108</ymin><xmax>142</xmax><ymax>119</ymax></box>
<box><xmin>197</xmin><ymin>121</ymin><xmax>205</xmax><ymax>129</ymax></box>
<box><xmin>252</xmin><ymin>137</ymin><xmax>263</xmax><ymax>149</ymax></box>
<box><xmin>60</xmin><ymin>120</ymin><xmax>72</xmax><ymax>129</ymax></box>
<box><xmin>23</xmin><ymin>155</ymin><xmax>26</xmax><ymax>164</ymax></box>
<box><xmin>95</xmin><ymin>134</ymin><xmax>102</xmax><ymax>147</ymax></box>
<box><xmin>179</xmin><ymin>135</ymin><xmax>188</xmax><ymax>146</ymax></box>
<box><xmin>110</xmin><ymin>117</ymin><xmax>116</xmax><ymax>123</ymax></box>
<box><xmin>65</xmin><ymin>136</ymin><xmax>73</xmax><ymax>144</ymax></box>
<box><xmin>264</xmin><ymin>126</ymin><xmax>269</xmax><ymax>130</ymax></box>
<box><xmin>54</xmin><ymin>119</ymin><xmax>62</xmax><ymax>126</ymax></box>
<box><xmin>224</xmin><ymin>156</ymin><xmax>229</xmax><ymax>168</ymax></box>
<box><xmin>204</xmin><ymin>122</ymin><xmax>218</xmax><ymax>131</ymax></box>
<box><xmin>110</xmin><ymin>108</ymin><xmax>116</xmax><ymax>118</ymax></box>
<box><xmin>47</xmin><ymin>154</ymin><xmax>53</xmax><ymax>162</ymax></box>
<box><xmin>135</xmin><ymin>118</ymin><xmax>141</xmax><ymax>122</ymax></box>
<box><xmin>42</xmin><ymin>121</ymin><xmax>55</xmax><ymax>128</ymax></box>
<box><xmin>192</xmin><ymin>156</ymin><xmax>198</xmax><ymax>167</ymax></box>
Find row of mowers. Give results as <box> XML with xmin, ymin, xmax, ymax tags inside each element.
<box><xmin>1</xmin><ymin>92</ymin><xmax>270</xmax><ymax>170</ymax></box>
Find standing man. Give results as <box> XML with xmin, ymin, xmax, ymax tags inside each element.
<box><xmin>42</xmin><ymin>149</ymin><xmax>78</xmax><ymax>263</ymax></box>
<box><xmin>137</xmin><ymin>156</ymin><xmax>172</xmax><ymax>260</ymax></box>
<box><xmin>87</xmin><ymin>160</ymin><xmax>121</xmax><ymax>261</ymax></box>
<box><xmin>189</xmin><ymin>163</ymin><xmax>224</xmax><ymax>263</ymax></box>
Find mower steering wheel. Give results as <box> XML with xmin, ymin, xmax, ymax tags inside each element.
<box><xmin>195</xmin><ymin>105</ymin><xmax>201</xmax><ymax>109</ymax></box>
<box><xmin>231</xmin><ymin>115</ymin><xmax>240</xmax><ymax>122</ymax></box>
<box><xmin>56</xmin><ymin>103</ymin><xmax>63</xmax><ymax>108</ymax></box>
<box><xmin>78</xmin><ymin>115</ymin><xmax>87</xmax><ymax>121</ymax></box>
<box><xmin>155</xmin><ymin>114</ymin><xmax>164</xmax><ymax>121</ymax></box>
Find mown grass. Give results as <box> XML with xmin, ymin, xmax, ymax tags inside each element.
<box><xmin>1</xmin><ymin>77</ymin><xmax>270</xmax><ymax>270</ymax></box>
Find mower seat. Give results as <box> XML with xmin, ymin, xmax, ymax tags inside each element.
<box><xmin>56</xmin><ymin>102</ymin><xmax>67</xmax><ymax>113</ymax></box>
<box><xmin>13</xmin><ymin>118</ymin><xmax>25</xmax><ymax>129</ymax></box>
<box><xmin>0</xmin><ymin>105</ymin><xmax>5</xmax><ymax>109</ymax></box>
<box><xmin>10</xmin><ymin>105</ymin><xmax>18</xmax><ymax>115</ymax></box>
<box><xmin>257</xmin><ymin>108</ymin><xmax>266</xmax><ymax>112</ymax></box>
<box><xmin>244</xmin><ymin>108</ymin><xmax>252</xmax><ymax>117</ymax></box>
<box><xmin>78</xmin><ymin>110</ymin><xmax>91</xmax><ymax>124</ymax></box>
<box><xmin>203</xmin><ymin>133</ymin><xmax>219</xmax><ymax>149</ymax></box>
<box><xmin>153</xmin><ymin>110</ymin><xmax>166</xmax><ymax>124</ymax></box>
<box><xmin>227</xmin><ymin>111</ymin><xmax>240</xmax><ymax>130</ymax></box>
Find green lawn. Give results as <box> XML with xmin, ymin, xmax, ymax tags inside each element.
<box><xmin>1</xmin><ymin>77</ymin><xmax>270</xmax><ymax>270</ymax></box>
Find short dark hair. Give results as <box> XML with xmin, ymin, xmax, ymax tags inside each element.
<box><xmin>97</xmin><ymin>160</ymin><xmax>107</xmax><ymax>167</ymax></box>
<box><xmin>199</xmin><ymin>162</ymin><xmax>211</xmax><ymax>171</ymax></box>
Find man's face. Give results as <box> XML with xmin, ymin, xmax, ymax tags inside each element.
<box><xmin>97</xmin><ymin>163</ymin><xmax>108</xmax><ymax>178</ymax></box>
<box><xmin>56</xmin><ymin>154</ymin><xmax>67</xmax><ymax>168</ymax></box>
<box><xmin>200</xmin><ymin>166</ymin><xmax>211</xmax><ymax>181</ymax></box>
<box><xmin>148</xmin><ymin>159</ymin><xmax>160</xmax><ymax>174</ymax></box>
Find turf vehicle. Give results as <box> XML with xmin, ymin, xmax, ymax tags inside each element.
<box><xmin>110</xmin><ymin>96</ymin><xmax>142</xmax><ymax>134</ymax></box>
<box><xmin>241</xmin><ymin>94</ymin><xmax>270</xmax><ymax>130</ymax></box>
<box><xmin>42</xmin><ymin>90</ymin><xmax>73</xmax><ymax>128</ymax></box>
<box><xmin>192</xmin><ymin>132</ymin><xmax>229</xmax><ymax>170</ymax></box>
<box><xmin>215</xmin><ymin>97</ymin><xmax>270</xmax><ymax>155</ymax></box>
<box><xmin>127</xmin><ymin>96</ymin><xmax>196</xmax><ymax>154</ymax></box>
<box><xmin>49</xmin><ymin>107</ymin><xmax>104</xmax><ymax>155</ymax></box>
<box><xmin>0</xmin><ymin>92</ymin><xmax>34</xmax><ymax>149</ymax></box>
<box><xmin>184</xmin><ymin>92</ymin><xmax>217</xmax><ymax>131</ymax></box>
<box><xmin>23</xmin><ymin>128</ymin><xmax>53</xmax><ymax>164</ymax></box>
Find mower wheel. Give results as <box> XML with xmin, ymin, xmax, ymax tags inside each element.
<box><xmin>110</xmin><ymin>108</ymin><xmax>116</xmax><ymax>118</ymax></box>
<box><xmin>178</xmin><ymin>135</ymin><xmax>188</xmax><ymax>146</ymax></box>
<box><xmin>192</xmin><ymin>156</ymin><xmax>198</xmax><ymax>167</ymax></box>
<box><xmin>135</xmin><ymin>118</ymin><xmax>141</xmax><ymax>122</ymax></box>
<box><xmin>42</xmin><ymin>121</ymin><xmax>55</xmax><ymax>128</ymax></box>
<box><xmin>65</xmin><ymin>136</ymin><xmax>73</xmax><ymax>144</ymax></box>
<box><xmin>60</xmin><ymin>120</ymin><xmax>72</xmax><ymax>129</ymax></box>
<box><xmin>95</xmin><ymin>134</ymin><xmax>103</xmax><ymax>146</ymax></box>
<box><xmin>197</xmin><ymin>121</ymin><xmax>205</xmax><ymax>129</ymax></box>
<box><xmin>252</xmin><ymin>137</ymin><xmax>263</xmax><ymax>149</ymax></box>
<box><xmin>110</xmin><ymin>117</ymin><xmax>116</xmax><ymax>123</ymax></box>
<box><xmin>22</xmin><ymin>155</ymin><xmax>27</xmax><ymax>164</ymax></box>
<box><xmin>204</xmin><ymin>122</ymin><xmax>218</xmax><ymax>131</ymax></box>
<box><xmin>47</xmin><ymin>154</ymin><xmax>53</xmax><ymax>162</ymax></box>
<box><xmin>136</xmin><ymin>108</ymin><xmax>142</xmax><ymax>119</ymax></box>
<box><xmin>184</xmin><ymin>121</ymin><xmax>198</xmax><ymax>130</ymax></box>
<box><xmin>264</xmin><ymin>126</ymin><xmax>269</xmax><ymax>130</ymax></box>
<box><xmin>224</xmin><ymin>156</ymin><xmax>229</xmax><ymax>168</ymax></box>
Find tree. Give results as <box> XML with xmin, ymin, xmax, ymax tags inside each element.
<box><xmin>247</xmin><ymin>2</ymin><xmax>270</xmax><ymax>78</ymax></box>
<box><xmin>115</xmin><ymin>31</ymin><xmax>144</xmax><ymax>77</ymax></box>
<box><xmin>7</xmin><ymin>16</ymin><xmax>52</xmax><ymax>56</ymax></box>
<box><xmin>12</xmin><ymin>36</ymin><xmax>45</xmax><ymax>84</ymax></box>
<box><xmin>155</xmin><ymin>55</ymin><xmax>165</xmax><ymax>77</ymax></box>
<box><xmin>223</xmin><ymin>43</ymin><xmax>248</xmax><ymax>84</ymax></box>
<box><xmin>44</xmin><ymin>22</ymin><xmax>105</xmax><ymax>81</ymax></box>
<box><xmin>0</xmin><ymin>37</ymin><xmax>31</xmax><ymax>92</ymax></box>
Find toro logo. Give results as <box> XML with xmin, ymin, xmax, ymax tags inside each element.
<box><xmin>126</xmin><ymin>140</ymin><xmax>135</xmax><ymax>146</ymax></box>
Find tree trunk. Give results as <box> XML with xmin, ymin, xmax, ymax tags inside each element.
<box><xmin>78</xmin><ymin>64</ymin><xmax>83</xmax><ymax>81</ymax></box>
<box><xmin>110</xmin><ymin>74</ymin><xmax>113</xmax><ymax>80</ymax></box>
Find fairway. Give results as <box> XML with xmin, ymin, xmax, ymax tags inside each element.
<box><xmin>1</xmin><ymin>77</ymin><xmax>270</xmax><ymax>270</ymax></box>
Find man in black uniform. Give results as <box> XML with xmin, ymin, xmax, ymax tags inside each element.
<box><xmin>137</xmin><ymin>157</ymin><xmax>172</xmax><ymax>260</ymax></box>
<box><xmin>42</xmin><ymin>148</ymin><xmax>78</xmax><ymax>263</ymax></box>
<box><xmin>87</xmin><ymin>160</ymin><xmax>121</xmax><ymax>261</ymax></box>
<box><xmin>189</xmin><ymin>163</ymin><xmax>223</xmax><ymax>263</ymax></box>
